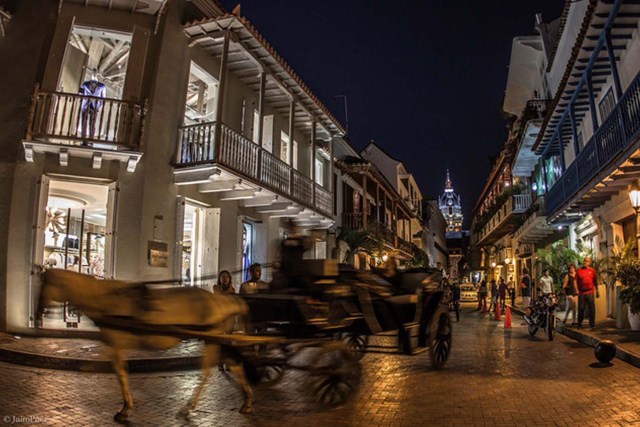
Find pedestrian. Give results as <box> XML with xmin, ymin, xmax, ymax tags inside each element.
<box><xmin>508</xmin><ymin>276</ymin><xmax>516</xmax><ymax>307</ymax></box>
<box><xmin>539</xmin><ymin>269</ymin><xmax>554</xmax><ymax>296</ymax></box>
<box><xmin>520</xmin><ymin>268</ymin><xmax>532</xmax><ymax>309</ymax></box>
<box><xmin>498</xmin><ymin>278</ymin><xmax>508</xmax><ymax>312</ymax></box>
<box><xmin>239</xmin><ymin>263</ymin><xmax>270</xmax><ymax>295</ymax></box>
<box><xmin>214</xmin><ymin>270</ymin><xmax>235</xmax><ymax>294</ymax></box>
<box><xmin>478</xmin><ymin>280</ymin><xmax>487</xmax><ymax>311</ymax></box>
<box><xmin>576</xmin><ymin>256</ymin><xmax>599</xmax><ymax>329</ymax></box>
<box><xmin>562</xmin><ymin>263</ymin><xmax>579</xmax><ymax>325</ymax></box>
<box><xmin>489</xmin><ymin>279</ymin><xmax>498</xmax><ymax>312</ymax></box>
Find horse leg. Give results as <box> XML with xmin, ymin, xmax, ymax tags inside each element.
<box><xmin>224</xmin><ymin>348</ymin><xmax>254</xmax><ymax>415</ymax></box>
<box><xmin>179</xmin><ymin>343</ymin><xmax>219</xmax><ymax>417</ymax></box>
<box><xmin>110</xmin><ymin>348</ymin><xmax>134</xmax><ymax>423</ymax></box>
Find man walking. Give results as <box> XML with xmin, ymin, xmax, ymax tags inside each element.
<box><xmin>539</xmin><ymin>269</ymin><xmax>554</xmax><ymax>296</ymax></box>
<box><xmin>576</xmin><ymin>256</ymin><xmax>599</xmax><ymax>330</ymax></box>
<box><xmin>521</xmin><ymin>268</ymin><xmax>532</xmax><ymax>309</ymax></box>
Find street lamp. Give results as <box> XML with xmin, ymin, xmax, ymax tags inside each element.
<box><xmin>629</xmin><ymin>179</ymin><xmax>640</xmax><ymax>215</ymax></box>
<box><xmin>491</xmin><ymin>261</ymin><xmax>497</xmax><ymax>268</ymax></box>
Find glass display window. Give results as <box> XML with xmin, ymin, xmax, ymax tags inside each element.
<box><xmin>40</xmin><ymin>179</ymin><xmax>112</xmax><ymax>330</ymax></box>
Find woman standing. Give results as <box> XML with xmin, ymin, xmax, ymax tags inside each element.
<box><xmin>562</xmin><ymin>264</ymin><xmax>579</xmax><ymax>325</ymax></box>
<box><xmin>214</xmin><ymin>270</ymin><xmax>236</xmax><ymax>294</ymax></box>
<box><xmin>478</xmin><ymin>280</ymin><xmax>488</xmax><ymax>311</ymax></box>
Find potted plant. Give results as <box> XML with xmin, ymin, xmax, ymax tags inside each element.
<box><xmin>614</xmin><ymin>258</ymin><xmax>640</xmax><ymax>331</ymax></box>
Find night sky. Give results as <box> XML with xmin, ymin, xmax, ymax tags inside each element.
<box><xmin>219</xmin><ymin>1</ymin><xmax>564</xmax><ymax>227</ymax></box>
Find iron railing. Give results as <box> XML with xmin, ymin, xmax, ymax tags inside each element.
<box><xmin>179</xmin><ymin>121</ymin><xmax>332</xmax><ymax>216</ymax></box>
<box><xmin>546</xmin><ymin>71</ymin><xmax>640</xmax><ymax>216</ymax></box>
<box><xmin>28</xmin><ymin>88</ymin><xmax>144</xmax><ymax>149</ymax></box>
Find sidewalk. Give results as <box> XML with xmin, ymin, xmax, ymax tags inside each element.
<box><xmin>508</xmin><ymin>299</ymin><xmax>640</xmax><ymax>368</ymax></box>
<box><xmin>0</xmin><ymin>332</ymin><xmax>201</xmax><ymax>373</ymax></box>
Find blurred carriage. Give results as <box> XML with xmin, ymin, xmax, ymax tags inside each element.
<box><xmin>238</xmin><ymin>238</ymin><xmax>453</xmax><ymax>407</ymax></box>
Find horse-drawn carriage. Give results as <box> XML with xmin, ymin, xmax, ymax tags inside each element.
<box><xmin>235</xmin><ymin>237</ymin><xmax>452</xmax><ymax>407</ymax></box>
<box><xmin>37</xmin><ymin>238</ymin><xmax>452</xmax><ymax>422</ymax></box>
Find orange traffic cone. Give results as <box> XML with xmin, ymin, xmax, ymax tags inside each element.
<box><xmin>494</xmin><ymin>301</ymin><xmax>501</xmax><ymax>321</ymax></box>
<box><xmin>504</xmin><ymin>306</ymin><xmax>512</xmax><ymax>329</ymax></box>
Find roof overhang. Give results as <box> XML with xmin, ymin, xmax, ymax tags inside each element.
<box><xmin>534</xmin><ymin>0</ymin><xmax>640</xmax><ymax>156</ymax></box>
<box><xmin>183</xmin><ymin>15</ymin><xmax>345</xmax><ymax>139</ymax></box>
<box><xmin>512</xmin><ymin>120</ymin><xmax>543</xmax><ymax>177</ymax></box>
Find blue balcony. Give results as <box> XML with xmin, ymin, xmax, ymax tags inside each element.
<box><xmin>546</xmin><ymin>71</ymin><xmax>640</xmax><ymax>217</ymax></box>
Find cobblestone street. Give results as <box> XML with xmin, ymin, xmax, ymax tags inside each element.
<box><xmin>1</xmin><ymin>307</ymin><xmax>639</xmax><ymax>427</ymax></box>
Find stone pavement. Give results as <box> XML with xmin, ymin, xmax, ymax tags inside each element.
<box><xmin>1</xmin><ymin>307</ymin><xmax>639</xmax><ymax>426</ymax></box>
<box><xmin>0</xmin><ymin>299</ymin><xmax>639</xmax><ymax>373</ymax></box>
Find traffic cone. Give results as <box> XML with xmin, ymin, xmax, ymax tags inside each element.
<box><xmin>504</xmin><ymin>306</ymin><xmax>512</xmax><ymax>329</ymax></box>
<box><xmin>494</xmin><ymin>301</ymin><xmax>501</xmax><ymax>321</ymax></box>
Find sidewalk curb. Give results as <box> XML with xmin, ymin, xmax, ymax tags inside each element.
<box><xmin>0</xmin><ymin>347</ymin><xmax>200</xmax><ymax>373</ymax></box>
<box><xmin>509</xmin><ymin>305</ymin><xmax>640</xmax><ymax>369</ymax></box>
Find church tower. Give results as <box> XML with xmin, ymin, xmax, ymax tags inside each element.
<box><xmin>439</xmin><ymin>170</ymin><xmax>463</xmax><ymax>232</ymax></box>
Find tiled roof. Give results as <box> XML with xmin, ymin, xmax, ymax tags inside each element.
<box><xmin>185</xmin><ymin>14</ymin><xmax>345</xmax><ymax>135</ymax></box>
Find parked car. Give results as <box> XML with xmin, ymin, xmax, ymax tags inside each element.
<box><xmin>459</xmin><ymin>284</ymin><xmax>477</xmax><ymax>302</ymax></box>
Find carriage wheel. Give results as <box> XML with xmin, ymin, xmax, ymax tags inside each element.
<box><xmin>254</xmin><ymin>363</ymin><xmax>285</xmax><ymax>387</ymax></box>
<box><xmin>338</xmin><ymin>332</ymin><xmax>369</xmax><ymax>361</ymax></box>
<box><xmin>307</xmin><ymin>343</ymin><xmax>361</xmax><ymax>408</ymax></box>
<box><xmin>428</xmin><ymin>305</ymin><xmax>452</xmax><ymax>370</ymax></box>
<box><xmin>242</xmin><ymin>345</ymin><xmax>287</xmax><ymax>388</ymax></box>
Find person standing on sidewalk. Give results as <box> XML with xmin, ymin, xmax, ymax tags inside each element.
<box><xmin>576</xmin><ymin>256</ymin><xmax>599</xmax><ymax>330</ymax></box>
<box><xmin>539</xmin><ymin>269</ymin><xmax>554</xmax><ymax>296</ymax></box>
<box><xmin>498</xmin><ymin>278</ymin><xmax>508</xmax><ymax>313</ymax></box>
<box><xmin>520</xmin><ymin>268</ymin><xmax>532</xmax><ymax>309</ymax></box>
<box><xmin>508</xmin><ymin>277</ymin><xmax>516</xmax><ymax>307</ymax></box>
<box><xmin>562</xmin><ymin>263</ymin><xmax>579</xmax><ymax>325</ymax></box>
<box><xmin>489</xmin><ymin>279</ymin><xmax>498</xmax><ymax>312</ymax></box>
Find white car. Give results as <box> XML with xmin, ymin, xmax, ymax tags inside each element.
<box><xmin>459</xmin><ymin>284</ymin><xmax>477</xmax><ymax>302</ymax></box>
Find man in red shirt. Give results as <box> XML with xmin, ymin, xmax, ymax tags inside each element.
<box><xmin>575</xmin><ymin>256</ymin><xmax>600</xmax><ymax>329</ymax></box>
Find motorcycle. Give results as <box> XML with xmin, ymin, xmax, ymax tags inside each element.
<box><xmin>524</xmin><ymin>293</ymin><xmax>558</xmax><ymax>341</ymax></box>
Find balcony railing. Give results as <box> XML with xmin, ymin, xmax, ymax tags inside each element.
<box><xmin>340</xmin><ymin>213</ymin><xmax>398</xmax><ymax>246</ymax></box>
<box><xmin>475</xmin><ymin>193</ymin><xmax>532</xmax><ymax>244</ymax></box>
<box><xmin>27</xmin><ymin>87</ymin><xmax>144</xmax><ymax>149</ymax></box>
<box><xmin>179</xmin><ymin>121</ymin><xmax>332</xmax><ymax>216</ymax></box>
<box><xmin>546</xmin><ymin>71</ymin><xmax>640</xmax><ymax>216</ymax></box>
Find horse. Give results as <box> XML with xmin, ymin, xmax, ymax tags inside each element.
<box><xmin>38</xmin><ymin>269</ymin><xmax>255</xmax><ymax>422</ymax></box>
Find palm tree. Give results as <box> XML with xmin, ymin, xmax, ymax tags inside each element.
<box><xmin>536</xmin><ymin>242</ymin><xmax>580</xmax><ymax>293</ymax></box>
<box><xmin>337</xmin><ymin>227</ymin><xmax>375</xmax><ymax>266</ymax></box>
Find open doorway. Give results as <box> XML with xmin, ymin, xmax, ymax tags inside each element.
<box><xmin>180</xmin><ymin>201</ymin><xmax>220</xmax><ymax>290</ymax></box>
<box><xmin>38</xmin><ymin>178</ymin><xmax>115</xmax><ymax>329</ymax></box>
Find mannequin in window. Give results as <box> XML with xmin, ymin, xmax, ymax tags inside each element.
<box><xmin>79</xmin><ymin>69</ymin><xmax>106</xmax><ymax>144</ymax></box>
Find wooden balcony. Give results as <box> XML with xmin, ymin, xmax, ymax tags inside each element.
<box><xmin>546</xmin><ymin>71</ymin><xmax>640</xmax><ymax>217</ymax></box>
<box><xmin>340</xmin><ymin>212</ymin><xmax>412</xmax><ymax>255</ymax></box>
<box><xmin>22</xmin><ymin>87</ymin><xmax>145</xmax><ymax>171</ymax></box>
<box><xmin>177</xmin><ymin>121</ymin><xmax>332</xmax><ymax>217</ymax></box>
<box><xmin>474</xmin><ymin>193</ymin><xmax>532</xmax><ymax>246</ymax></box>
<box><xmin>27</xmin><ymin>87</ymin><xmax>144</xmax><ymax>149</ymax></box>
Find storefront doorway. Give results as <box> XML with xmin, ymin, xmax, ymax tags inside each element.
<box><xmin>37</xmin><ymin>177</ymin><xmax>116</xmax><ymax>330</ymax></box>
<box><xmin>179</xmin><ymin>200</ymin><xmax>219</xmax><ymax>290</ymax></box>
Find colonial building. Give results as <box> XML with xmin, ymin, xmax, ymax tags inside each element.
<box><xmin>438</xmin><ymin>170</ymin><xmax>463</xmax><ymax>232</ymax></box>
<box><xmin>0</xmin><ymin>0</ymin><xmax>344</xmax><ymax>334</ymax></box>
<box><xmin>473</xmin><ymin>0</ymin><xmax>640</xmax><ymax>328</ymax></box>
<box><xmin>532</xmin><ymin>0</ymin><xmax>640</xmax><ymax>327</ymax></box>
<box><xmin>333</xmin><ymin>141</ymin><xmax>430</xmax><ymax>267</ymax></box>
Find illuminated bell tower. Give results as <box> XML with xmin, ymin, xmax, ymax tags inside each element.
<box><xmin>439</xmin><ymin>169</ymin><xmax>463</xmax><ymax>232</ymax></box>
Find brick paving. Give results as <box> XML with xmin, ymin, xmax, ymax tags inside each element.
<box><xmin>0</xmin><ymin>305</ymin><xmax>639</xmax><ymax>426</ymax></box>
